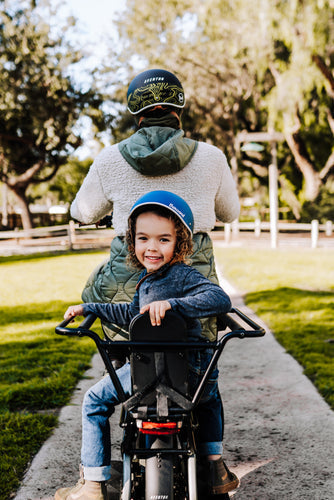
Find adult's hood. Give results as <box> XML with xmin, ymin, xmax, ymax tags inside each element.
<box><xmin>118</xmin><ymin>126</ymin><xmax>198</xmax><ymax>176</ymax></box>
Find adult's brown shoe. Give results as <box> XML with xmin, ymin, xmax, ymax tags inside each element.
<box><xmin>208</xmin><ymin>457</ymin><xmax>240</xmax><ymax>494</ymax></box>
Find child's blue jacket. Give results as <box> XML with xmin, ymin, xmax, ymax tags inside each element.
<box><xmin>82</xmin><ymin>263</ymin><xmax>231</xmax><ymax>340</ymax></box>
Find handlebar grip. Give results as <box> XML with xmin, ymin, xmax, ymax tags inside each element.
<box><xmin>57</xmin><ymin>317</ymin><xmax>75</xmax><ymax>329</ymax></box>
<box><xmin>55</xmin><ymin>313</ymin><xmax>97</xmax><ymax>336</ymax></box>
<box><xmin>218</xmin><ymin>308</ymin><xmax>265</xmax><ymax>338</ymax></box>
<box><xmin>77</xmin><ymin>214</ymin><xmax>113</xmax><ymax>228</ymax></box>
<box><xmin>55</xmin><ymin>322</ymin><xmax>81</xmax><ymax>336</ymax></box>
<box><xmin>79</xmin><ymin>313</ymin><xmax>98</xmax><ymax>330</ymax></box>
<box><xmin>236</xmin><ymin>329</ymin><xmax>265</xmax><ymax>338</ymax></box>
<box><xmin>232</xmin><ymin>308</ymin><xmax>265</xmax><ymax>336</ymax></box>
<box><xmin>97</xmin><ymin>215</ymin><xmax>113</xmax><ymax>228</ymax></box>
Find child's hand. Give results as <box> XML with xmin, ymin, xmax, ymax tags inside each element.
<box><xmin>64</xmin><ymin>305</ymin><xmax>84</xmax><ymax>320</ymax></box>
<box><xmin>140</xmin><ymin>301</ymin><xmax>171</xmax><ymax>326</ymax></box>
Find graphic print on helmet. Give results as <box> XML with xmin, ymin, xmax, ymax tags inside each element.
<box><xmin>127</xmin><ymin>69</ymin><xmax>185</xmax><ymax>115</ymax></box>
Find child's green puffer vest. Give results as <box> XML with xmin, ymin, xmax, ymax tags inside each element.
<box><xmin>82</xmin><ymin>233</ymin><xmax>219</xmax><ymax>341</ymax></box>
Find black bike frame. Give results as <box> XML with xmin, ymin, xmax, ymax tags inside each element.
<box><xmin>55</xmin><ymin>307</ymin><xmax>265</xmax><ymax>409</ymax></box>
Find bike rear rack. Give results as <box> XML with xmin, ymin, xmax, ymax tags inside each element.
<box><xmin>55</xmin><ymin>308</ymin><xmax>265</xmax><ymax>408</ymax></box>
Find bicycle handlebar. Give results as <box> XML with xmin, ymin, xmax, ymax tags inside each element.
<box><xmin>55</xmin><ymin>307</ymin><xmax>265</xmax><ymax>343</ymax></box>
<box><xmin>55</xmin><ymin>308</ymin><xmax>265</xmax><ymax>406</ymax></box>
<box><xmin>76</xmin><ymin>215</ymin><xmax>113</xmax><ymax>228</ymax></box>
<box><xmin>221</xmin><ymin>307</ymin><xmax>265</xmax><ymax>338</ymax></box>
<box><xmin>96</xmin><ymin>216</ymin><xmax>113</xmax><ymax>228</ymax></box>
<box><xmin>56</xmin><ymin>313</ymin><xmax>98</xmax><ymax>336</ymax></box>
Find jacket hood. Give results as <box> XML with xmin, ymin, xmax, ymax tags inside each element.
<box><xmin>118</xmin><ymin>126</ymin><xmax>198</xmax><ymax>176</ymax></box>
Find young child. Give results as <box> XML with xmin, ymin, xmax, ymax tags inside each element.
<box><xmin>55</xmin><ymin>191</ymin><xmax>239</xmax><ymax>500</ymax></box>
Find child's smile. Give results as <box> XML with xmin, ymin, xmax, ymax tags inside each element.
<box><xmin>135</xmin><ymin>212</ymin><xmax>177</xmax><ymax>273</ymax></box>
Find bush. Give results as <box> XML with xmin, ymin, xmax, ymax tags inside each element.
<box><xmin>300</xmin><ymin>184</ymin><xmax>334</xmax><ymax>223</ymax></box>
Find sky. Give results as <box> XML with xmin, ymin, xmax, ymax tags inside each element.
<box><xmin>59</xmin><ymin>0</ymin><xmax>126</xmax><ymax>42</ymax></box>
<box><xmin>51</xmin><ymin>0</ymin><xmax>128</xmax><ymax>157</ymax></box>
<box><xmin>51</xmin><ymin>0</ymin><xmax>127</xmax><ymax>68</ymax></box>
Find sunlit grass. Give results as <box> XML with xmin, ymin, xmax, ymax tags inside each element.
<box><xmin>0</xmin><ymin>250</ymin><xmax>108</xmax><ymax>500</ymax></box>
<box><xmin>214</xmin><ymin>246</ymin><xmax>334</xmax><ymax>409</ymax></box>
<box><xmin>215</xmin><ymin>247</ymin><xmax>334</xmax><ymax>293</ymax></box>
<box><xmin>0</xmin><ymin>413</ymin><xmax>57</xmax><ymax>500</ymax></box>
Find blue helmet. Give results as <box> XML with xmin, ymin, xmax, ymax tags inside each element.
<box><xmin>129</xmin><ymin>191</ymin><xmax>194</xmax><ymax>235</ymax></box>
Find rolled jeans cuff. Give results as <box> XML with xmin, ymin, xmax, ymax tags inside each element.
<box><xmin>83</xmin><ymin>465</ymin><xmax>111</xmax><ymax>481</ymax></box>
<box><xmin>198</xmin><ymin>441</ymin><xmax>223</xmax><ymax>456</ymax></box>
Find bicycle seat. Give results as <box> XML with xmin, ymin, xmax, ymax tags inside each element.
<box><xmin>129</xmin><ymin>311</ymin><xmax>189</xmax><ymax>408</ymax></box>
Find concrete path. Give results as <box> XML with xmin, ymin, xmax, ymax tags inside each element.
<box><xmin>14</xmin><ymin>275</ymin><xmax>334</xmax><ymax>500</ymax></box>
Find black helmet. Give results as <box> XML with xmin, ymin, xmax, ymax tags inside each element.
<box><xmin>127</xmin><ymin>69</ymin><xmax>185</xmax><ymax>115</ymax></box>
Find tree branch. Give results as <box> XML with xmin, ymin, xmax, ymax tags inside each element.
<box><xmin>268</xmin><ymin>62</ymin><xmax>282</xmax><ymax>86</ymax></box>
<box><xmin>31</xmin><ymin>163</ymin><xmax>60</xmax><ymax>184</ymax></box>
<box><xmin>327</xmin><ymin>108</ymin><xmax>334</xmax><ymax>135</ymax></box>
<box><xmin>284</xmin><ymin>113</ymin><xmax>313</xmax><ymax>167</ymax></box>
<box><xmin>0</xmin><ymin>133</ymin><xmax>34</xmax><ymax>146</ymax></box>
<box><xmin>179</xmin><ymin>56</ymin><xmax>225</xmax><ymax>81</ymax></box>
<box><xmin>320</xmin><ymin>151</ymin><xmax>334</xmax><ymax>181</ymax></box>
<box><xmin>242</xmin><ymin>159</ymin><xmax>268</xmax><ymax>177</ymax></box>
<box><xmin>312</xmin><ymin>54</ymin><xmax>334</xmax><ymax>96</ymax></box>
<box><xmin>7</xmin><ymin>160</ymin><xmax>45</xmax><ymax>189</ymax></box>
<box><xmin>283</xmin><ymin>112</ymin><xmax>322</xmax><ymax>200</ymax></box>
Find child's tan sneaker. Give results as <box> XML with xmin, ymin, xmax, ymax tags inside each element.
<box><xmin>54</xmin><ymin>475</ymin><xmax>107</xmax><ymax>500</ymax></box>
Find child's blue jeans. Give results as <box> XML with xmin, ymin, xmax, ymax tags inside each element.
<box><xmin>81</xmin><ymin>349</ymin><xmax>223</xmax><ymax>481</ymax></box>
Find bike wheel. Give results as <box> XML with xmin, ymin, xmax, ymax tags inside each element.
<box><xmin>120</xmin><ymin>454</ymin><xmax>131</xmax><ymax>500</ymax></box>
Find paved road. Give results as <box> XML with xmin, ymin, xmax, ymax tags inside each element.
<box><xmin>14</xmin><ymin>272</ymin><xmax>334</xmax><ymax>500</ymax></box>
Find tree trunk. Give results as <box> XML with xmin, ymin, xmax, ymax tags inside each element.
<box><xmin>285</xmin><ymin>132</ymin><xmax>322</xmax><ymax>201</ymax></box>
<box><xmin>9</xmin><ymin>185</ymin><xmax>33</xmax><ymax>229</ymax></box>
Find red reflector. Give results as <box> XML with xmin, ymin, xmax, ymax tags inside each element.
<box><xmin>143</xmin><ymin>422</ymin><xmax>177</xmax><ymax>429</ymax></box>
<box><xmin>139</xmin><ymin>421</ymin><xmax>180</xmax><ymax>435</ymax></box>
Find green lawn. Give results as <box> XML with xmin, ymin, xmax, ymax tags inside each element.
<box><xmin>1</xmin><ymin>247</ymin><xmax>333</xmax><ymax>499</ymax></box>
<box><xmin>0</xmin><ymin>250</ymin><xmax>108</xmax><ymax>500</ymax></box>
<box><xmin>214</xmin><ymin>246</ymin><xmax>334</xmax><ymax>410</ymax></box>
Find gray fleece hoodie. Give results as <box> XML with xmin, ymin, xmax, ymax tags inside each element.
<box><xmin>71</xmin><ymin>125</ymin><xmax>239</xmax><ymax>340</ymax></box>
